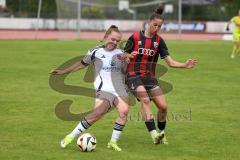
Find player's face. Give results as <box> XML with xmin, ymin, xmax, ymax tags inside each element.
<box><xmin>148</xmin><ymin>18</ymin><xmax>163</xmax><ymax>35</ymax></box>
<box><xmin>104</xmin><ymin>31</ymin><xmax>122</xmax><ymax>51</ymax></box>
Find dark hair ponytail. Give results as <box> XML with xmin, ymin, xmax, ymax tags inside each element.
<box><xmin>149</xmin><ymin>5</ymin><xmax>164</xmax><ymax>21</ymax></box>
<box><xmin>155</xmin><ymin>5</ymin><xmax>164</xmax><ymax>15</ymax></box>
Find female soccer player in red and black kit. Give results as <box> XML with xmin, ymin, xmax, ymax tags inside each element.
<box><xmin>124</xmin><ymin>6</ymin><xmax>197</xmax><ymax>144</ymax></box>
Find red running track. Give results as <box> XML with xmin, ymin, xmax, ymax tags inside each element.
<box><xmin>0</xmin><ymin>30</ymin><xmax>223</xmax><ymax>41</ymax></box>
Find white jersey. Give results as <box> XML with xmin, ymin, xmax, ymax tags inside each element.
<box><xmin>81</xmin><ymin>46</ymin><xmax>128</xmax><ymax>97</ymax></box>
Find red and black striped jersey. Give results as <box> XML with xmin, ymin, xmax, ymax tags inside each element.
<box><xmin>124</xmin><ymin>31</ymin><xmax>169</xmax><ymax>78</ymax></box>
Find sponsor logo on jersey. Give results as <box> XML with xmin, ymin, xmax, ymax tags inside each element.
<box><xmin>132</xmin><ymin>48</ymin><xmax>155</xmax><ymax>56</ymax></box>
<box><xmin>101</xmin><ymin>59</ymin><xmax>121</xmax><ymax>72</ymax></box>
<box><xmin>102</xmin><ymin>66</ymin><xmax>121</xmax><ymax>72</ymax></box>
<box><xmin>110</xmin><ymin>59</ymin><xmax>116</xmax><ymax>66</ymax></box>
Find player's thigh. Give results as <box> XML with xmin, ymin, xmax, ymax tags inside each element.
<box><xmin>233</xmin><ymin>33</ymin><xmax>240</xmax><ymax>45</ymax></box>
<box><xmin>236</xmin><ymin>35</ymin><xmax>240</xmax><ymax>47</ymax></box>
<box><xmin>114</xmin><ymin>96</ymin><xmax>130</xmax><ymax>114</ymax></box>
<box><xmin>135</xmin><ymin>85</ymin><xmax>150</xmax><ymax>102</ymax></box>
<box><xmin>126</xmin><ymin>77</ymin><xmax>150</xmax><ymax>102</ymax></box>
<box><xmin>149</xmin><ymin>86</ymin><xmax>167</xmax><ymax>110</ymax></box>
<box><xmin>93</xmin><ymin>98</ymin><xmax>111</xmax><ymax>116</ymax></box>
<box><xmin>84</xmin><ymin>98</ymin><xmax>110</xmax><ymax>122</ymax></box>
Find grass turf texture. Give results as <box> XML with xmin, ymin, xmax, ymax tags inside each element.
<box><xmin>0</xmin><ymin>40</ymin><xmax>239</xmax><ymax>160</ymax></box>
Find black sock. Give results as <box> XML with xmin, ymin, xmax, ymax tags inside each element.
<box><xmin>157</xmin><ymin>121</ymin><xmax>166</xmax><ymax>131</ymax></box>
<box><xmin>145</xmin><ymin>119</ymin><xmax>156</xmax><ymax>132</ymax></box>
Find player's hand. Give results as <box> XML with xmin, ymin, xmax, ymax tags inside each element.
<box><xmin>119</xmin><ymin>52</ymin><xmax>135</xmax><ymax>63</ymax></box>
<box><xmin>185</xmin><ymin>59</ymin><xmax>197</xmax><ymax>68</ymax></box>
<box><xmin>51</xmin><ymin>69</ymin><xmax>65</xmax><ymax>75</ymax></box>
<box><xmin>226</xmin><ymin>26</ymin><xmax>229</xmax><ymax>31</ymax></box>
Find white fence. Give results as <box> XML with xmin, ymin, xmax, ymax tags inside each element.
<box><xmin>0</xmin><ymin>18</ymin><xmax>232</xmax><ymax>33</ymax></box>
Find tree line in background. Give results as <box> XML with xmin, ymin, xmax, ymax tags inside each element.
<box><xmin>3</xmin><ymin>0</ymin><xmax>240</xmax><ymax>21</ymax></box>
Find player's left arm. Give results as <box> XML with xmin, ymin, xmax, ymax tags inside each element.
<box><xmin>158</xmin><ymin>37</ymin><xmax>197</xmax><ymax>68</ymax></box>
<box><xmin>164</xmin><ymin>56</ymin><xmax>197</xmax><ymax>69</ymax></box>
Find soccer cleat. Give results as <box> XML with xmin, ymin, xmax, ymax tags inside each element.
<box><xmin>60</xmin><ymin>134</ymin><xmax>74</xmax><ymax>148</ymax></box>
<box><xmin>158</xmin><ymin>131</ymin><xmax>168</xmax><ymax>145</ymax></box>
<box><xmin>153</xmin><ymin>131</ymin><xmax>164</xmax><ymax>144</ymax></box>
<box><xmin>160</xmin><ymin>136</ymin><xmax>168</xmax><ymax>145</ymax></box>
<box><xmin>230</xmin><ymin>54</ymin><xmax>235</xmax><ymax>59</ymax></box>
<box><xmin>107</xmin><ymin>141</ymin><xmax>122</xmax><ymax>151</ymax></box>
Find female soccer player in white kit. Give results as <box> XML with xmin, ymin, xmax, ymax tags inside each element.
<box><xmin>52</xmin><ymin>25</ymin><xmax>129</xmax><ymax>151</ymax></box>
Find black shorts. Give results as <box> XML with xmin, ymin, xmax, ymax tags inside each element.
<box><xmin>126</xmin><ymin>76</ymin><xmax>159</xmax><ymax>93</ymax></box>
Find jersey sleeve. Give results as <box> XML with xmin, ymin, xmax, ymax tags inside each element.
<box><xmin>81</xmin><ymin>49</ymin><xmax>96</xmax><ymax>66</ymax></box>
<box><xmin>157</xmin><ymin>37</ymin><xmax>169</xmax><ymax>59</ymax></box>
<box><xmin>124</xmin><ymin>35</ymin><xmax>134</xmax><ymax>54</ymax></box>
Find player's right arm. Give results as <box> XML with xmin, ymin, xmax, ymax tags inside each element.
<box><xmin>51</xmin><ymin>49</ymin><xmax>96</xmax><ymax>75</ymax></box>
<box><xmin>51</xmin><ymin>61</ymin><xmax>87</xmax><ymax>75</ymax></box>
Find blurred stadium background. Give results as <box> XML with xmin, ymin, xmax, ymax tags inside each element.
<box><xmin>0</xmin><ymin>0</ymin><xmax>239</xmax><ymax>40</ymax></box>
<box><xmin>1</xmin><ymin>1</ymin><xmax>240</xmax><ymax>160</ymax></box>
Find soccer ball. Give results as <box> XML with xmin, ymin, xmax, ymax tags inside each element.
<box><xmin>77</xmin><ymin>133</ymin><xmax>97</xmax><ymax>152</ymax></box>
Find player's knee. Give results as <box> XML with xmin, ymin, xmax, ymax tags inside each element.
<box><xmin>118</xmin><ymin>112</ymin><xmax>128</xmax><ymax>122</ymax></box>
<box><xmin>157</xmin><ymin>102</ymin><xmax>167</xmax><ymax>112</ymax></box>
<box><xmin>119</xmin><ymin>107</ymin><xmax>129</xmax><ymax>117</ymax></box>
<box><xmin>140</xmin><ymin>97</ymin><xmax>150</xmax><ymax>105</ymax></box>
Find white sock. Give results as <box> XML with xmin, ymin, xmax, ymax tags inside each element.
<box><xmin>69</xmin><ymin>118</ymin><xmax>91</xmax><ymax>138</ymax></box>
<box><xmin>150</xmin><ymin>130</ymin><xmax>157</xmax><ymax>139</ymax></box>
<box><xmin>110</xmin><ymin>122</ymin><xmax>125</xmax><ymax>142</ymax></box>
<box><xmin>110</xmin><ymin>130</ymin><xmax>122</xmax><ymax>143</ymax></box>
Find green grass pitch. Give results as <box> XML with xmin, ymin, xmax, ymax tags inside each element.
<box><xmin>0</xmin><ymin>40</ymin><xmax>239</xmax><ymax>160</ymax></box>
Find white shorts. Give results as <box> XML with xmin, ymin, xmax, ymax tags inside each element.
<box><xmin>95</xmin><ymin>90</ymin><xmax>128</xmax><ymax>107</ymax></box>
